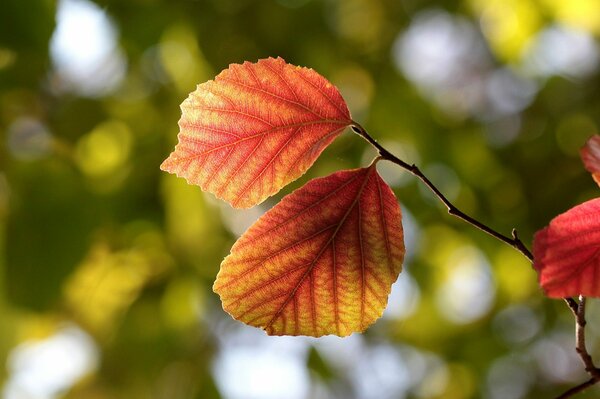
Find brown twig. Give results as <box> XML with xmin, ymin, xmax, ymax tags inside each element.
<box><xmin>556</xmin><ymin>378</ymin><xmax>597</xmax><ymax>399</ymax></box>
<box><xmin>557</xmin><ymin>296</ymin><xmax>600</xmax><ymax>398</ymax></box>
<box><xmin>351</xmin><ymin>122</ymin><xmax>600</xmax><ymax>398</ymax></box>
<box><xmin>351</xmin><ymin>122</ymin><xmax>533</xmax><ymax>261</ymax></box>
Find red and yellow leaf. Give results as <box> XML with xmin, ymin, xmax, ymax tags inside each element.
<box><xmin>161</xmin><ymin>57</ymin><xmax>352</xmax><ymax>208</ymax></box>
<box><xmin>581</xmin><ymin>135</ymin><xmax>600</xmax><ymax>187</ymax></box>
<box><xmin>213</xmin><ymin>165</ymin><xmax>404</xmax><ymax>337</ymax></box>
<box><xmin>533</xmin><ymin>198</ymin><xmax>600</xmax><ymax>298</ymax></box>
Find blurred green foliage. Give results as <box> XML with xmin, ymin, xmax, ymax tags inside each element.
<box><xmin>1</xmin><ymin>0</ymin><xmax>600</xmax><ymax>398</ymax></box>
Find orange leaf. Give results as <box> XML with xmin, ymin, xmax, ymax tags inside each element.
<box><xmin>161</xmin><ymin>57</ymin><xmax>352</xmax><ymax>208</ymax></box>
<box><xmin>533</xmin><ymin>198</ymin><xmax>600</xmax><ymax>298</ymax></box>
<box><xmin>581</xmin><ymin>135</ymin><xmax>600</xmax><ymax>187</ymax></box>
<box><xmin>213</xmin><ymin>165</ymin><xmax>404</xmax><ymax>337</ymax></box>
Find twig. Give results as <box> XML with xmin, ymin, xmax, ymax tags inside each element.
<box><xmin>557</xmin><ymin>296</ymin><xmax>600</xmax><ymax>398</ymax></box>
<box><xmin>351</xmin><ymin>122</ymin><xmax>533</xmax><ymax>261</ymax></box>
<box><xmin>351</xmin><ymin>122</ymin><xmax>600</xmax><ymax>398</ymax></box>
<box><xmin>565</xmin><ymin>297</ymin><xmax>579</xmax><ymax>316</ymax></box>
<box><xmin>556</xmin><ymin>378</ymin><xmax>597</xmax><ymax>399</ymax></box>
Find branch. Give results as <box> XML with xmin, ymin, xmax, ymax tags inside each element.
<box><xmin>556</xmin><ymin>378</ymin><xmax>597</xmax><ymax>399</ymax></box>
<box><xmin>351</xmin><ymin>122</ymin><xmax>533</xmax><ymax>261</ymax></box>
<box><xmin>352</xmin><ymin>123</ymin><xmax>600</xmax><ymax>398</ymax></box>
<box><xmin>557</xmin><ymin>296</ymin><xmax>600</xmax><ymax>398</ymax></box>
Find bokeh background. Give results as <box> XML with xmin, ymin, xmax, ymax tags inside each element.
<box><xmin>2</xmin><ymin>0</ymin><xmax>600</xmax><ymax>398</ymax></box>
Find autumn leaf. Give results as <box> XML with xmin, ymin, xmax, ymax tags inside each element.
<box><xmin>213</xmin><ymin>165</ymin><xmax>404</xmax><ymax>337</ymax></box>
<box><xmin>581</xmin><ymin>135</ymin><xmax>600</xmax><ymax>187</ymax></box>
<box><xmin>533</xmin><ymin>198</ymin><xmax>600</xmax><ymax>298</ymax></box>
<box><xmin>161</xmin><ymin>57</ymin><xmax>352</xmax><ymax>208</ymax></box>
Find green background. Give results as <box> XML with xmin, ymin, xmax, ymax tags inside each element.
<box><xmin>1</xmin><ymin>0</ymin><xmax>600</xmax><ymax>398</ymax></box>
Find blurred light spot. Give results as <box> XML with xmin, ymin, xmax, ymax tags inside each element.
<box><xmin>436</xmin><ymin>246</ymin><xmax>495</xmax><ymax>324</ymax></box>
<box><xmin>75</xmin><ymin>120</ymin><xmax>132</xmax><ymax>178</ymax></box>
<box><xmin>524</xmin><ymin>25</ymin><xmax>600</xmax><ymax>78</ymax></box>
<box><xmin>413</xmin><ymin>360</ymin><xmax>449</xmax><ymax>398</ymax></box>
<box><xmin>533</xmin><ymin>332</ymin><xmax>583</xmax><ymax>383</ymax></box>
<box><xmin>394</xmin><ymin>8</ymin><xmax>540</xmax><ymax>130</ymax></box>
<box><xmin>486</xmin><ymin>69</ymin><xmax>537</xmax><ymax>116</ymax></box>
<box><xmin>7</xmin><ymin>117</ymin><xmax>52</xmax><ymax>161</ymax></box>
<box><xmin>555</xmin><ymin>113</ymin><xmax>598</xmax><ymax>155</ymax></box>
<box><xmin>0</xmin><ymin>47</ymin><xmax>16</xmax><ymax>70</ymax></box>
<box><xmin>329</xmin><ymin>0</ymin><xmax>384</xmax><ymax>52</ymax></box>
<box><xmin>332</xmin><ymin>65</ymin><xmax>374</xmax><ymax>118</ymax></box>
<box><xmin>113</xmin><ymin>69</ymin><xmax>154</xmax><ymax>103</ymax></box>
<box><xmin>477</xmin><ymin>0</ymin><xmax>541</xmax><ymax>62</ymax></box>
<box><xmin>159</xmin><ymin>25</ymin><xmax>212</xmax><ymax>94</ymax></box>
<box><xmin>494</xmin><ymin>246</ymin><xmax>537</xmax><ymax>301</ymax></box>
<box><xmin>484</xmin><ymin>114</ymin><xmax>522</xmax><ymax>147</ymax></box>
<box><xmin>162</xmin><ymin>176</ymin><xmax>225</xmax><ymax>273</ymax></box>
<box><xmin>493</xmin><ymin>305</ymin><xmax>541</xmax><ymax>344</ymax></box>
<box><xmin>315</xmin><ymin>336</ymin><xmax>449</xmax><ymax>398</ymax></box>
<box><xmin>3</xmin><ymin>324</ymin><xmax>98</xmax><ymax>399</ymax></box>
<box><xmin>397</xmin><ymin>10</ymin><xmax>484</xmax><ymax>87</ymax></box>
<box><xmin>213</xmin><ymin>328</ymin><xmax>309</xmax><ymax>399</ymax></box>
<box><xmin>396</xmin><ymin>347</ymin><xmax>447</xmax><ymax>396</ymax></box>
<box><xmin>394</xmin><ymin>10</ymin><xmax>489</xmax><ymax>118</ymax></box>
<box><xmin>160</xmin><ymin>278</ymin><xmax>204</xmax><ymax>330</ymax></box>
<box><xmin>486</xmin><ymin>356</ymin><xmax>534</xmax><ymax>399</ymax></box>
<box><xmin>383</xmin><ymin>271</ymin><xmax>420</xmax><ymax>320</ymax></box>
<box><xmin>318</xmin><ymin>338</ymin><xmax>413</xmax><ymax>399</ymax></box>
<box><xmin>351</xmin><ymin>345</ymin><xmax>411</xmax><ymax>399</ymax></box>
<box><xmin>400</xmin><ymin>205</ymin><xmax>420</xmax><ymax>263</ymax></box>
<box><xmin>313</xmin><ymin>333</ymin><xmax>365</xmax><ymax>370</ymax></box>
<box><xmin>50</xmin><ymin>0</ymin><xmax>126</xmax><ymax>96</ymax></box>
<box><xmin>64</xmin><ymin>243</ymin><xmax>157</xmax><ymax>335</ymax></box>
<box><xmin>218</xmin><ymin>200</ymin><xmax>266</xmax><ymax>237</ymax></box>
<box><xmin>141</xmin><ymin>45</ymin><xmax>170</xmax><ymax>85</ymax></box>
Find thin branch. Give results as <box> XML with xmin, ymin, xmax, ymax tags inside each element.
<box><xmin>351</xmin><ymin>122</ymin><xmax>533</xmax><ymax>261</ymax></box>
<box><xmin>556</xmin><ymin>378</ymin><xmax>597</xmax><ymax>399</ymax></box>
<box><xmin>556</xmin><ymin>296</ymin><xmax>600</xmax><ymax>398</ymax></box>
<box><xmin>565</xmin><ymin>297</ymin><xmax>579</xmax><ymax>316</ymax></box>
<box><xmin>351</xmin><ymin>122</ymin><xmax>600</xmax><ymax>398</ymax></box>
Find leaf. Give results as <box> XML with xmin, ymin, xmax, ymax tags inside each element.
<box><xmin>213</xmin><ymin>165</ymin><xmax>404</xmax><ymax>337</ymax></box>
<box><xmin>160</xmin><ymin>57</ymin><xmax>352</xmax><ymax>208</ymax></box>
<box><xmin>533</xmin><ymin>198</ymin><xmax>600</xmax><ymax>298</ymax></box>
<box><xmin>581</xmin><ymin>134</ymin><xmax>600</xmax><ymax>187</ymax></box>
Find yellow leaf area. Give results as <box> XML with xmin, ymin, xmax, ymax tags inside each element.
<box><xmin>161</xmin><ymin>57</ymin><xmax>352</xmax><ymax>209</ymax></box>
<box><xmin>214</xmin><ymin>166</ymin><xmax>404</xmax><ymax>337</ymax></box>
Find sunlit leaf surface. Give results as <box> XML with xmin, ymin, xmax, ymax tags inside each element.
<box><xmin>213</xmin><ymin>165</ymin><xmax>404</xmax><ymax>336</ymax></box>
<box><xmin>533</xmin><ymin>198</ymin><xmax>600</xmax><ymax>298</ymax></box>
<box><xmin>161</xmin><ymin>57</ymin><xmax>352</xmax><ymax>208</ymax></box>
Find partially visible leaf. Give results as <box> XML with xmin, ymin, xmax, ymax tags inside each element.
<box><xmin>581</xmin><ymin>134</ymin><xmax>600</xmax><ymax>186</ymax></box>
<box><xmin>533</xmin><ymin>198</ymin><xmax>600</xmax><ymax>298</ymax></box>
<box><xmin>213</xmin><ymin>165</ymin><xmax>404</xmax><ymax>337</ymax></box>
<box><xmin>161</xmin><ymin>57</ymin><xmax>352</xmax><ymax>208</ymax></box>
